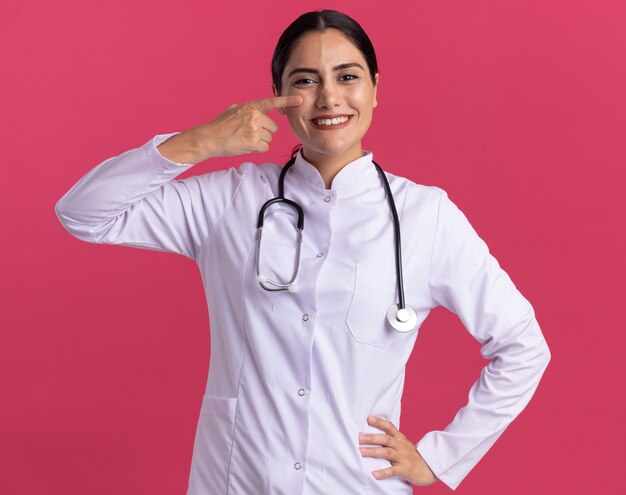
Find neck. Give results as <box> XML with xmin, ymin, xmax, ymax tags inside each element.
<box><xmin>301</xmin><ymin>145</ymin><xmax>365</xmax><ymax>189</ymax></box>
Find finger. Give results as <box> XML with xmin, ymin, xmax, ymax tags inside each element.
<box><xmin>259</xmin><ymin>114</ymin><xmax>279</xmax><ymax>133</ymax></box>
<box><xmin>253</xmin><ymin>140</ymin><xmax>270</xmax><ymax>153</ymax></box>
<box><xmin>360</xmin><ymin>446</ymin><xmax>398</xmax><ymax>461</ymax></box>
<box><xmin>371</xmin><ymin>465</ymin><xmax>398</xmax><ymax>480</ymax></box>
<box><xmin>359</xmin><ymin>433</ymin><xmax>392</xmax><ymax>446</ymax></box>
<box><xmin>252</xmin><ymin>95</ymin><xmax>303</xmax><ymax>113</ymax></box>
<box><xmin>368</xmin><ymin>416</ymin><xmax>401</xmax><ymax>436</ymax></box>
<box><xmin>258</xmin><ymin>128</ymin><xmax>273</xmax><ymax>144</ymax></box>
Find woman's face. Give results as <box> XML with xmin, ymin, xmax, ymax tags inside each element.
<box><xmin>273</xmin><ymin>28</ymin><xmax>378</xmax><ymax>166</ymax></box>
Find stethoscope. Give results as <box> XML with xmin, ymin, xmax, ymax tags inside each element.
<box><xmin>255</xmin><ymin>154</ymin><xmax>418</xmax><ymax>333</ymax></box>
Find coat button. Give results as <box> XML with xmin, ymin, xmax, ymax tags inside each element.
<box><xmin>324</xmin><ymin>195</ymin><xmax>331</xmax><ymax>202</ymax></box>
<box><xmin>302</xmin><ymin>314</ymin><xmax>309</xmax><ymax>321</ymax></box>
<box><xmin>294</xmin><ymin>462</ymin><xmax>302</xmax><ymax>470</ymax></box>
<box><xmin>298</xmin><ymin>388</ymin><xmax>305</xmax><ymax>396</ymax></box>
<box><xmin>316</xmin><ymin>252</ymin><xmax>324</xmax><ymax>258</ymax></box>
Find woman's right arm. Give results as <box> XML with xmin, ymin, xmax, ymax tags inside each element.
<box><xmin>55</xmin><ymin>96</ymin><xmax>303</xmax><ymax>260</ymax></box>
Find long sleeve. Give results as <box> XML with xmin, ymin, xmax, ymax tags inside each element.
<box><xmin>55</xmin><ymin>133</ymin><xmax>249</xmax><ymax>260</ymax></box>
<box><xmin>415</xmin><ymin>189</ymin><xmax>551</xmax><ymax>490</ymax></box>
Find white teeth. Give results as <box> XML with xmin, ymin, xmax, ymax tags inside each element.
<box><xmin>313</xmin><ymin>116</ymin><xmax>350</xmax><ymax>126</ymax></box>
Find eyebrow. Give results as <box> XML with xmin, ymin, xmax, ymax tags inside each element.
<box><xmin>286</xmin><ymin>63</ymin><xmax>365</xmax><ymax>79</ymax></box>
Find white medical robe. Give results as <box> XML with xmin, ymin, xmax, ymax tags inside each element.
<box><xmin>55</xmin><ymin>132</ymin><xmax>551</xmax><ymax>493</ymax></box>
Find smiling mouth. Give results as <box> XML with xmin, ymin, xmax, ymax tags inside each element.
<box><xmin>310</xmin><ymin>115</ymin><xmax>353</xmax><ymax>129</ymax></box>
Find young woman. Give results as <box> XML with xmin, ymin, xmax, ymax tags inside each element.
<box><xmin>56</xmin><ymin>9</ymin><xmax>551</xmax><ymax>494</ymax></box>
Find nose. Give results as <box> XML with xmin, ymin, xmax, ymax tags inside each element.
<box><xmin>315</xmin><ymin>80</ymin><xmax>343</xmax><ymax>109</ymax></box>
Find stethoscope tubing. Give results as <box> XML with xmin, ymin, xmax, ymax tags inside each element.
<box><xmin>255</xmin><ymin>154</ymin><xmax>418</xmax><ymax>332</ymax></box>
<box><xmin>372</xmin><ymin>160</ymin><xmax>406</xmax><ymax>311</ymax></box>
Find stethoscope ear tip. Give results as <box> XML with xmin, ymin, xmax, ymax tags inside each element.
<box><xmin>287</xmin><ymin>283</ymin><xmax>298</xmax><ymax>293</ymax></box>
<box><xmin>257</xmin><ymin>274</ymin><xmax>268</xmax><ymax>284</ymax></box>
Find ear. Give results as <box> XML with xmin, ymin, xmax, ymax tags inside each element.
<box><xmin>373</xmin><ymin>73</ymin><xmax>379</xmax><ymax>109</ymax></box>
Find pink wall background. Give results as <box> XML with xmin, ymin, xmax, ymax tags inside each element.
<box><xmin>2</xmin><ymin>0</ymin><xmax>624</xmax><ymax>493</ymax></box>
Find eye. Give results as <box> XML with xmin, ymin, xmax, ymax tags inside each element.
<box><xmin>341</xmin><ymin>74</ymin><xmax>359</xmax><ymax>81</ymax></box>
<box><xmin>293</xmin><ymin>78</ymin><xmax>316</xmax><ymax>86</ymax></box>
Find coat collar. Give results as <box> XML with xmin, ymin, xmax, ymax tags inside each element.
<box><xmin>291</xmin><ymin>147</ymin><xmax>378</xmax><ymax>193</ymax></box>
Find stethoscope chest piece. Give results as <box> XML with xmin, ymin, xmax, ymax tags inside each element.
<box><xmin>386</xmin><ymin>304</ymin><xmax>418</xmax><ymax>333</ymax></box>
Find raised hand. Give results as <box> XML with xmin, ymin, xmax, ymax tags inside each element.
<box><xmin>157</xmin><ymin>95</ymin><xmax>303</xmax><ymax>164</ymax></box>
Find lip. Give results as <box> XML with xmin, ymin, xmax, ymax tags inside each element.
<box><xmin>310</xmin><ymin>114</ymin><xmax>353</xmax><ymax>130</ymax></box>
<box><xmin>310</xmin><ymin>113</ymin><xmax>353</xmax><ymax>120</ymax></box>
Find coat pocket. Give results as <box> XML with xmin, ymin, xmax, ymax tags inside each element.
<box><xmin>187</xmin><ymin>394</ymin><xmax>238</xmax><ymax>494</ymax></box>
<box><xmin>345</xmin><ymin>261</ymin><xmax>403</xmax><ymax>349</ymax></box>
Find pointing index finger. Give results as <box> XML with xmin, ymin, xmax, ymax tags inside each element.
<box><xmin>253</xmin><ymin>95</ymin><xmax>303</xmax><ymax>113</ymax></box>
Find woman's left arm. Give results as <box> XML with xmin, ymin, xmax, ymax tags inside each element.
<box><xmin>414</xmin><ymin>189</ymin><xmax>551</xmax><ymax>491</ymax></box>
